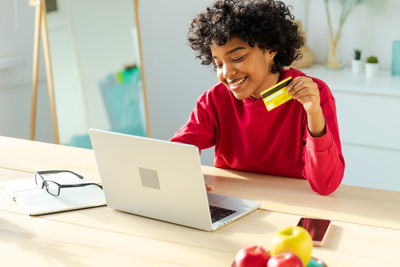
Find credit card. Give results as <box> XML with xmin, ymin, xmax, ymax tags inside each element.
<box><xmin>261</xmin><ymin>76</ymin><xmax>293</xmax><ymax>111</ymax></box>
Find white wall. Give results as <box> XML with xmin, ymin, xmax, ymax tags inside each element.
<box><xmin>303</xmin><ymin>0</ymin><xmax>399</xmax><ymax>69</ymax></box>
<box><xmin>0</xmin><ymin>0</ymin><xmax>139</xmax><ymax>144</ymax></box>
<box><xmin>139</xmin><ymin>0</ymin><xmax>218</xmax><ymax>165</ymax></box>
<box><xmin>47</xmin><ymin>14</ymin><xmax>89</xmax><ymax>144</ymax></box>
<box><xmin>0</xmin><ymin>82</ymin><xmax>54</xmax><ymax>142</ymax></box>
<box><xmin>50</xmin><ymin>0</ymin><xmax>138</xmax><ymax>142</ymax></box>
<box><xmin>0</xmin><ymin>0</ymin><xmax>53</xmax><ymax>143</ymax></box>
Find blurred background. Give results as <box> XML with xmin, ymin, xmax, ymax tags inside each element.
<box><xmin>0</xmin><ymin>0</ymin><xmax>399</xmax><ymax>191</ymax></box>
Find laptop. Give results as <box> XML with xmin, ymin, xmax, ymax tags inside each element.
<box><xmin>89</xmin><ymin>129</ymin><xmax>260</xmax><ymax>231</ymax></box>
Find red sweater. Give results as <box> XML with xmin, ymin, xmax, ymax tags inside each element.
<box><xmin>171</xmin><ymin>68</ymin><xmax>345</xmax><ymax>195</ymax></box>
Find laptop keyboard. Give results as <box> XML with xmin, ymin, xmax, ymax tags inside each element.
<box><xmin>209</xmin><ymin>205</ymin><xmax>236</xmax><ymax>223</ymax></box>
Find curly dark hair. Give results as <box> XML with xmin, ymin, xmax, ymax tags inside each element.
<box><xmin>187</xmin><ymin>0</ymin><xmax>304</xmax><ymax>73</ymax></box>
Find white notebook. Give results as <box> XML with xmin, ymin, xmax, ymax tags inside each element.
<box><xmin>1</xmin><ymin>173</ymin><xmax>106</xmax><ymax>215</ymax></box>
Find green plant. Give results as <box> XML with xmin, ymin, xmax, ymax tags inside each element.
<box><xmin>354</xmin><ymin>49</ymin><xmax>361</xmax><ymax>60</ymax></box>
<box><xmin>366</xmin><ymin>56</ymin><xmax>378</xmax><ymax>64</ymax></box>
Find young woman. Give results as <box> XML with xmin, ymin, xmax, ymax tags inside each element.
<box><xmin>170</xmin><ymin>0</ymin><xmax>345</xmax><ymax>195</ymax></box>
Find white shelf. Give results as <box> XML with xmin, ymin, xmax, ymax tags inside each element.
<box><xmin>301</xmin><ymin>64</ymin><xmax>400</xmax><ymax>97</ymax></box>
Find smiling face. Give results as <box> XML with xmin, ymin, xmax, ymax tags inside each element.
<box><xmin>211</xmin><ymin>37</ymin><xmax>279</xmax><ymax>100</ymax></box>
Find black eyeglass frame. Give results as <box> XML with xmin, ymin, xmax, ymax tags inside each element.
<box><xmin>35</xmin><ymin>170</ymin><xmax>103</xmax><ymax>196</ymax></box>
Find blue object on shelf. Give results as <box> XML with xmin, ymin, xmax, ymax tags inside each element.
<box><xmin>67</xmin><ymin>66</ymin><xmax>146</xmax><ymax>149</ymax></box>
<box><xmin>69</xmin><ymin>134</ymin><xmax>93</xmax><ymax>149</ymax></box>
<box><xmin>392</xmin><ymin>40</ymin><xmax>400</xmax><ymax>76</ymax></box>
<box><xmin>99</xmin><ymin>66</ymin><xmax>146</xmax><ymax>137</ymax></box>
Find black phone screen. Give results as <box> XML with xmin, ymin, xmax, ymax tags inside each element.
<box><xmin>297</xmin><ymin>218</ymin><xmax>331</xmax><ymax>242</ymax></box>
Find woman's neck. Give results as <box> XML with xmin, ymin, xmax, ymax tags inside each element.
<box><xmin>251</xmin><ymin>72</ymin><xmax>281</xmax><ymax>99</ymax></box>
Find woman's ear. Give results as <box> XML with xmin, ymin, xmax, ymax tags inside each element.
<box><xmin>263</xmin><ymin>49</ymin><xmax>277</xmax><ymax>62</ymax></box>
<box><xmin>268</xmin><ymin>50</ymin><xmax>277</xmax><ymax>60</ymax></box>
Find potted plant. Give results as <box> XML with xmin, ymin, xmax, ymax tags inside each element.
<box><xmin>365</xmin><ymin>56</ymin><xmax>379</xmax><ymax>77</ymax></box>
<box><xmin>351</xmin><ymin>49</ymin><xmax>363</xmax><ymax>74</ymax></box>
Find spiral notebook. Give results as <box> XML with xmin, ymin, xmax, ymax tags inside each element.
<box><xmin>1</xmin><ymin>174</ymin><xmax>106</xmax><ymax>215</ymax></box>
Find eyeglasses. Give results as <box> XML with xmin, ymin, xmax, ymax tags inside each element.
<box><xmin>35</xmin><ymin>170</ymin><xmax>103</xmax><ymax>196</ymax></box>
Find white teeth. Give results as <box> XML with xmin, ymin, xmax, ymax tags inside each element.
<box><xmin>229</xmin><ymin>77</ymin><xmax>245</xmax><ymax>87</ymax></box>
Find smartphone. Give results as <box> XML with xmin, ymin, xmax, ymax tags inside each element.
<box><xmin>297</xmin><ymin>217</ymin><xmax>332</xmax><ymax>247</ymax></box>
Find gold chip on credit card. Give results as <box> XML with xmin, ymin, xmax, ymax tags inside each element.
<box><xmin>261</xmin><ymin>76</ymin><xmax>293</xmax><ymax>111</ymax></box>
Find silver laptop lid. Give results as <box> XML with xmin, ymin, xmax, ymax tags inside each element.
<box><xmin>89</xmin><ymin>129</ymin><xmax>214</xmax><ymax>230</ymax></box>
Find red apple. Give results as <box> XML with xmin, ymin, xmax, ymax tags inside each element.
<box><xmin>235</xmin><ymin>245</ymin><xmax>271</xmax><ymax>267</ymax></box>
<box><xmin>267</xmin><ymin>252</ymin><xmax>304</xmax><ymax>267</ymax></box>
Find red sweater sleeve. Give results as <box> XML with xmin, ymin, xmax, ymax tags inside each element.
<box><xmin>170</xmin><ymin>95</ymin><xmax>217</xmax><ymax>150</ymax></box>
<box><xmin>302</xmin><ymin>79</ymin><xmax>345</xmax><ymax>195</ymax></box>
